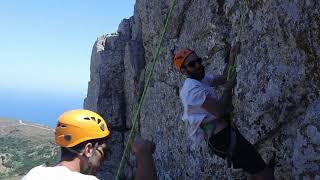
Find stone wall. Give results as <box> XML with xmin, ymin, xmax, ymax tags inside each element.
<box><xmin>85</xmin><ymin>0</ymin><xmax>320</xmax><ymax>179</ymax></box>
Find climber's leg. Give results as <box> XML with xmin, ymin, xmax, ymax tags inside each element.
<box><xmin>208</xmin><ymin>125</ymin><xmax>267</xmax><ymax>175</ymax></box>
<box><xmin>250</xmin><ymin>153</ymin><xmax>275</xmax><ymax>180</ymax></box>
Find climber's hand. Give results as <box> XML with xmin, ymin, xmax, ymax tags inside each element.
<box><xmin>224</xmin><ymin>79</ymin><xmax>236</xmax><ymax>91</ymax></box>
<box><xmin>230</xmin><ymin>41</ymin><xmax>241</xmax><ymax>56</ymax></box>
<box><xmin>131</xmin><ymin>137</ymin><xmax>155</xmax><ymax>156</ymax></box>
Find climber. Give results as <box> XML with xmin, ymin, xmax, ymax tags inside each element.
<box><xmin>173</xmin><ymin>46</ymin><xmax>275</xmax><ymax>179</ymax></box>
<box><xmin>22</xmin><ymin>109</ymin><xmax>157</xmax><ymax>180</ymax></box>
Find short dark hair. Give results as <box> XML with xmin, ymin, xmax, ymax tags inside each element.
<box><xmin>60</xmin><ymin>137</ymin><xmax>107</xmax><ymax>160</ymax></box>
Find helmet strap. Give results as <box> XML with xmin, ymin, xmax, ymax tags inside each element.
<box><xmin>65</xmin><ymin>142</ymin><xmax>99</xmax><ymax>158</ymax></box>
<box><xmin>91</xmin><ymin>142</ymin><xmax>99</xmax><ymax>157</ymax></box>
<box><xmin>85</xmin><ymin>142</ymin><xmax>99</xmax><ymax>175</ymax></box>
<box><xmin>66</xmin><ymin>147</ymin><xmax>81</xmax><ymax>155</ymax></box>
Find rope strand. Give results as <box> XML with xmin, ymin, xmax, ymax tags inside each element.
<box><xmin>115</xmin><ymin>0</ymin><xmax>176</xmax><ymax>179</ymax></box>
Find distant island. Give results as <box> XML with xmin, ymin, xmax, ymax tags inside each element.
<box><xmin>0</xmin><ymin>118</ymin><xmax>60</xmax><ymax>179</ymax></box>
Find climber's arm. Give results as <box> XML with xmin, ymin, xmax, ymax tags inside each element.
<box><xmin>132</xmin><ymin>138</ymin><xmax>157</xmax><ymax>180</ymax></box>
<box><xmin>212</xmin><ymin>42</ymin><xmax>241</xmax><ymax>87</ymax></box>
<box><xmin>202</xmin><ymin>81</ymin><xmax>235</xmax><ymax>118</ymax></box>
<box><xmin>222</xmin><ymin>42</ymin><xmax>241</xmax><ymax>80</ymax></box>
<box><xmin>211</xmin><ymin>75</ymin><xmax>227</xmax><ymax>87</ymax></box>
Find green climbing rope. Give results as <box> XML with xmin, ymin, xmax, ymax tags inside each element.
<box><xmin>115</xmin><ymin>0</ymin><xmax>176</xmax><ymax>179</ymax></box>
<box><xmin>227</xmin><ymin>64</ymin><xmax>236</xmax><ymax>80</ymax></box>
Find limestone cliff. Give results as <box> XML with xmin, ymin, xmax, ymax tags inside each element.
<box><xmin>84</xmin><ymin>0</ymin><xmax>320</xmax><ymax>179</ymax></box>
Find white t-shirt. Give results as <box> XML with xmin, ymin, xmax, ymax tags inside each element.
<box><xmin>22</xmin><ymin>165</ymin><xmax>99</xmax><ymax>180</ymax></box>
<box><xmin>180</xmin><ymin>74</ymin><xmax>218</xmax><ymax>143</ymax></box>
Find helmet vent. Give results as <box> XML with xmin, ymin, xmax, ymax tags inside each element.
<box><xmin>84</xmin><ymin>117</ymin><xmax>90</xmax><ymax>120</ymax></box>
<box><xmin>91</xmin><ymin>117</ymin><xmax>96</xmax><ymax>121</ymax></box>
<box><xmin>64</xmin><ymin>135</ymin><xmax>72</xmax><ymax>141</ymax></box>
<box><xmin>100</xmin><ymin>124</ymin><xmax>105</xmax><ymax>131</ymax></box>
<box><xmin>57</xmin><ymin>123</ymin><xmax>66</xmax><ymax>128</ymax></box>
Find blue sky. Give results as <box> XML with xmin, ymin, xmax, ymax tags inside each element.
<box><xmin>0</xmin><ymin>1</ymin><xmax>135</xmax><ymax>125</ymax></box>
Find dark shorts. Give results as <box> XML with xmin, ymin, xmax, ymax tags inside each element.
<box><xmin>208</xmin><ymin>125</ymin><xmax>266</xmax><ymax>174</ymax></box>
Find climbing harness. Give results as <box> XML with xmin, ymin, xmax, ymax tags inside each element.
<box><xmin>115</xmin><ymin>0</ymin><xmax>176</xmax><ymax>179</ymax></box>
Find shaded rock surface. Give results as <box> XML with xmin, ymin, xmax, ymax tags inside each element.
<box><xmin>84</xmin><ymin>0</ymin><xmax>320</xmax><ymax>179</ymax></box>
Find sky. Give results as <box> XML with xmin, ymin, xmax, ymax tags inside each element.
<box><xmin>0</xmin><ymin>1</ymin><xmax>135</xmax><ymax>126</ymax></box>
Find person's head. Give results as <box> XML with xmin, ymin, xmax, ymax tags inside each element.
<box><xmin>173</xmin><ymin>48</ymin><xmax>205</xmax><ymax>80</ymax></box>
<box><xmin>55</xmin><ymin>109</ymin><xmax>110</xmax><ymax>175</ymax></box>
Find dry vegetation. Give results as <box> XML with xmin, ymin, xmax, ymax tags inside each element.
<box><xmin>0</xmin><ymin>118</ymin><xmax>60</xmax><ymax>179</ymax></box>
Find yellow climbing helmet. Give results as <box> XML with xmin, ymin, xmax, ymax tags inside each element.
<box><xmin>55</xmin><ymin>109</ymin><xmax>110</xmax><ymax>147</ymax></box>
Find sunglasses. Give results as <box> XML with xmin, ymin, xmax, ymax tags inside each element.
<box><xmin>96</xmin><ymin>144</ymin><xmax>111</xmax><ymax>161</ymax></box>
<box><xmin>184</xmin><ymin>57</ymin><xmax>202</xmax><ymax>68</ymax></box>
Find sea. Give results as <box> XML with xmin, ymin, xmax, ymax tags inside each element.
<box><xmin>0</xmin><ymin>90</ymin><xmax>85</xmax><ymax>128</ymax></box>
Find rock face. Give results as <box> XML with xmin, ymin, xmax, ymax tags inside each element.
<box><xmin>84</xmin><ymin>0</ymin><xmax>320</xmax><ymax>179</ymax></box>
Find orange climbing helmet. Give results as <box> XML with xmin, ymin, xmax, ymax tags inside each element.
<box><xmin>173</xmin><ymin>48</ymin><xmax>194</xmax><ymax>71</ymax></box>
<box><xmin>55</xmin><ymin>109</ymin><xmax>110</xmax><ymax>147</ymax></box>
